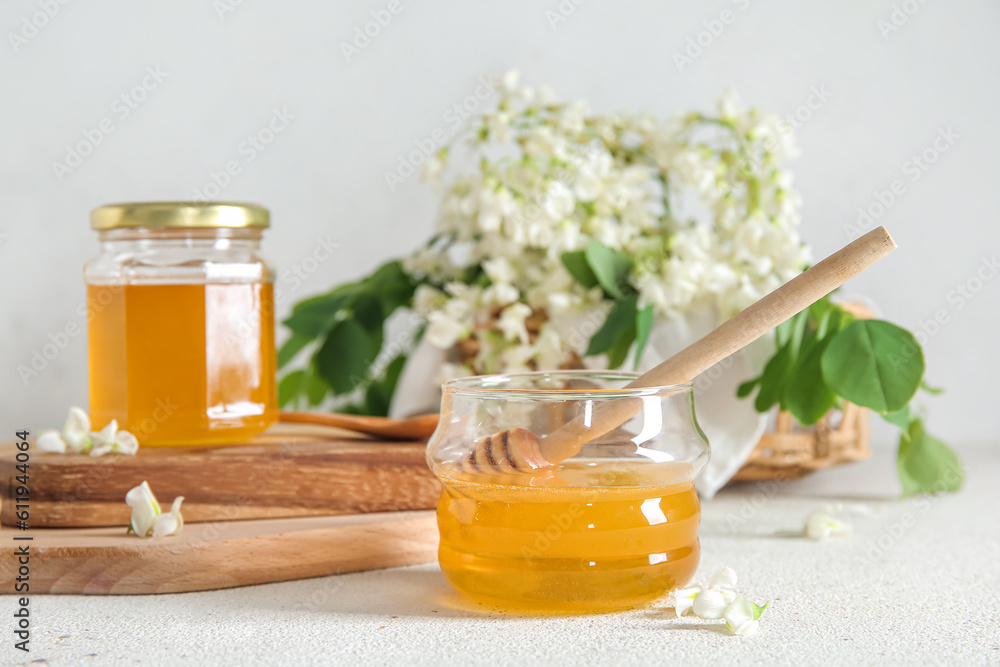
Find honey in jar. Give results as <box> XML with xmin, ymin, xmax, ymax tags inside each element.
<box><xmin>426</xmin><ymin>372</ymin><xmax>710</xmax><ymax>613</ymax></box>
<box><xmin>85</xmin><ymin>202</ymin><xmax>277</xmax><ymax>446</ymax></box>
<box><xmin>436</xmin><ymin>461</ymin><xmax>701</xmax><ymax>613</ymax></box>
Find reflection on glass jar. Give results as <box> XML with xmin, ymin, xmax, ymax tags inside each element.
<box><xmin>85</xmin><ymin>202</ymin><xmax>277</xmax><ymax>446</ymax></box>
<box><xmin>426</xmin><ymin>371</ymin><xmax>710</xmax><ymax>613</ymax></box>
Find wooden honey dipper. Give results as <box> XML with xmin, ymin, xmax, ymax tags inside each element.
<box><xmin>468</xmin><ymin>226</ymin><xmax>897</xmax><ymax>472</ymax></box>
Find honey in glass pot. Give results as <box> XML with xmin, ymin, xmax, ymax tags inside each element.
<box><xmin>86</xmin><ymin>202</ymin><xmax>277</xmax><ymax>446</ymax></box>
<box><xmin>426</xmin><ymin>372</ymin><xmax>710</xmax><ymax>613</ymax></box>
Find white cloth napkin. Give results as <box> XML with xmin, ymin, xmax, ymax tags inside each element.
<box><xmin>634</xmin><ymin>308</ymin><xmax>774</xmax><ymax>498</ymax></box>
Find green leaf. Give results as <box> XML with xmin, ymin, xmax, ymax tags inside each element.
<box><xmin>586</xmin><ymin>295</ymin><xmax>638</xmax><ymax>357</ymax></box>
<box><xmin>363</xmin><ymin>354</ymin><xmax>409</xmax><ymax>416</ymax></box>
<box><xmin>821</xmin><ymin>320</ymin><xmax>925</xmax><ymax>413</ymax></box>
<box><xmin>561</xmin><ymin>250</ymin><xmax>599</xmax><ymax>289</ymax></box>
<box><xmin>633</xmin><ymin>305</ymin><xmax>654</xmax><ymax>370</ymax></box>
<box><xmin>304</xmin><ymin>367</ymin><xmax>328</xmax><ymax>406</ymax></box>
<box><xmin>775</xmin><ymin>310</ymin><xmax>803</xmax><ymax>348</ymax></box>
<box><xmin>808</xmin><ymin>297</ymin><xmax>835</xmax><ymax>331</ymax></box>
<box><xmin>366</xmin><ymin>260</ymin><xmax>415</xmax><ymax>313</ymax></box>
<box><xmin>920</xmin><ymin>379</ymin><xmax>945</xmax><ymax>395</ymax></box>
<box><xmin>736</xmin><ymin>377</ymin><xmax>759</xmax><ymax>398</ymax></box>
<box><xmin>784</xmin><ymin>334</ymin><xmax>838</xmax><ymax>425</ymax></box>
<box><xmin>585</xmin><ymin>240</ymin><xmax>634</xmax><ymax>299</ymax></box>
<box><xmin>605</xmin><ymin>321</ymin><xmax>637</xmax><ymax>370</ymax></box>
<box><xmin>787</xmin><ymin>310</ymin><xmax>811</xmax><ymax>361</ymax></box>
<box><xmin>364</xmin><ymin>382</ymin><xmax>391</xmax><ymax>416</ymax></box>
<box><xmin>897</xmin><ymin>419</ymin><xmax>963</xmax><ymax>496</ymax></box>
<box><xmin>353</xmin><ymin>292</ymin><xmax>384</xmax><ymax>332</ymax></box>
<box><xmin>277</xmin><ymin>333</ymin><xmax>312</xmax><ymax>368</ymax></box>
<box><xmin>381</xmin><ymin>353</ymin><xmax>408</xmax><ymax>394</ymax></box>
<box><xmin>881</xmin><ymin>405</ymin><xmax>911</xmax><ymax>431</ymax></box>
<box><xmin>347</xmin><ymin>354</ymin><xmax>410</xmax><ymax>416</ymax></box>
<box><xmin>283</xmin><ymin>286</ymin><xmax>358</xmax><ymax>337</ymax></box>
<box><xmin>314</xmin><ymin>319</ymin><xmax>374</xmax><ymax>395</ymax></box>
<box><xmin>278</xmin><ymin>369</ymin><xmax>307</xmax><ymax>408</ymax></box>
<box><xmin>754</xmin><ymin>343</ymin><xmax>794</xmax><ymax>412</ymax></box>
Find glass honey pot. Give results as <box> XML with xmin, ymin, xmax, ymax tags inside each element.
<box><xmin>426</xmin><ymin>371</ymin><xmax>710</xmax><ymax>613</ymax></box>
<box><xmin>85</xmin><ymin>202</ymin><xmax>277</xmax><ymax>446</ymax></box>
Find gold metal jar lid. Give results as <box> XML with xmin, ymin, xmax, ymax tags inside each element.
<box><xmin>91</xmin><ymin>202</ymin><xmax>270</xmax><ymax>230</ymax></box>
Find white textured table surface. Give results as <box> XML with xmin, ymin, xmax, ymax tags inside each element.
<box><xmin>7</xmin><ymin>445</ymin><xmax>999</xmax><ymax>667</ymax></box>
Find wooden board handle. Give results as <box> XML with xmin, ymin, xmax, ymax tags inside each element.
<box><xmin>538</xmin><ymin>226</ymin><xmax>897</xmax><ymax>464</ymax></box>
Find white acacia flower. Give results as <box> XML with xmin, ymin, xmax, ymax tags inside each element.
<box><xmin>407</xmin><ymin>78</ymin><xmax>806</xmax><ymax>379</ymax></box>
<box><xmin>805</xmin><ymin>508</ymin><xmax>853</xmax><ymax>541</ymax></box>
<box><xmin>674</xmin><ymin>584</ymin><xmax>703</xmax><ymax>617</ymax></box>
<box><xmin>126</xmin><ymin>481</ymin><xmax>184</xmax><ymax>538</ymax></box>
<box><xmin>497</xmin><ymin>303</ymin><xmax>532</xmax><ymax>344</ymax></box>
<box><xmin>36</xmin><ymin>431</ymin><xmax>69</xmax><ymax>454</ymax></box>
<box><xmin>542</xmin><ymin>181</ymin><xmax>576</xmax><ymax>221</ymax></box>
<box><xmin>483</xmin><ymin>282</ymin><xmax>519</xmax><ymax>307</ymax></box>
<box><xmin>482</xmin><ymin>257</ymin><xmax>517</xmax><ymax>285</ymax></box>
<box><xmin>425</xmin><ymin>311</ymin><xmax>469</xmax><ymax>349</ymax></box>
<box><xmin>718</xmin><ymin>88</ymin><xmax>745</xmax><ymax>122</ymax></box>
<box><xmin>692</xmin><ymin>567</ymin><xmax>739</xmax><ymax>619</ymax></box>
<box><xmin>692</xmin><ymin>587</ymin><xmax>736</xmax><ymax>618</ymax></box>
<box><xmin>532</xmin><ymin>326</ymin><xmax>567</xmax><ymax>370</ymax></box>
<box><xmin>421</xmin><ymin>152</ymin><xmax>447</xmax><ymax>186</ymax></box>
<box><xmin>675</xmin><ymin>568</ymin><xmax>770</xmax><ymax>636</ymax></box>
<box><xmin>152</xmin><ymin>497</ymin><xmax>185</xmax><ymax>538</ymax></box>
<box><xmin>126</xmin><ymin>481</ymin><xmax>161</xmax><ymax>537</ymax></box>
<box><xmin>38</xmin><ymin>407</ymin><xmax>139</xmax><ymax>456</ymax></box>
<box><xmin>413</xmin><ymin>285</ymin><xmax>446</xmax><ymax>317</ymax></box>
<box><xmin>63</xmin><ymin>406</ymin><xmax>92</xmax><ymax>451</ymax></box>
<box><xmin>499</xmin><ymin>343</ymin><xmax>535</xmax><ymax>373</ymax></box>
<box><xmin>37</xmin><ymin>406</ymin><xmax>92</xmax><ymax>454</ymax></box>
<box><xmin>89</xmin><ymin>419</ymin><xmax>139</xmax><ymax>457</ymax></box>
<box><xmin>500</xmin><ymin>69</ymin><xmax>520</xmax><ymax>95</ymax></box>
<box><xmin>724</xmin><ymin>594</ymin><xmax>768</xmax><ymax>636</ymax></box>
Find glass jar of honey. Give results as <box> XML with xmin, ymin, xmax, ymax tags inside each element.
<box><xmin>85</xmin><ymin>202</ymin><xmax>277</xmax><ymax>446</ymax></box>
<box><xmin>426</xmin><ymin>371</ymin><xmax>710</xmax><ymax>613</ymax></box>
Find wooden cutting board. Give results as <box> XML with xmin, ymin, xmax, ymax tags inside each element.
<box><xmin>0</xmin><ymin>424</ymin><xmax>441</xmax><ymax>528</ymax></box>
<box><xmin>0</xmin><ymin>510</ymin><xmax>439</xmax><ymax>594</ymax></box>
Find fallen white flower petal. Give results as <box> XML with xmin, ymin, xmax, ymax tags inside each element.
<box><xmin>38</xmin><ymin>407</ymin><xmax>138</xmax><ymax>456</ymax></box>
<box><xmin>806</xmin><ymin>509</ymin><xmax>852</xmax><ymax>541</ymax></box>
<box><xmin>674</xmin><ymin>584</ymin><xmax>703</xmax><ymax>617</ymax></box>
<box><xmin>730</xmin><ymin>618</ymin><xmax>759</xmax><ymax>637</ymax></box>
<box><xmin>151</xmin><ymin>497</ymin><xmax>185</xmax><ymax>537</ymax></box>
<box><xmin>37</xmin><ymin>430</ymin><xmax>68</xmax><ymax>453</ymax></box>
<box><xmin>89</xmin><ymin>419</ymin><xmax>140</xmax><ymax>457</ymax></box>
<box><xmin>112</xmin><ymin>429</ymin><xmax>139</xmax><ymax>455</ymax></box>
<box><xmin>725</xmin><ymin>594</ymin><xmax>769</xmax><ymax>636</ymax></box>
<box><xmin>724</xmin><ymin>594</ymin><xmax>755</xmax><ymax>633</ymax></box>
<box><xmin>63</xmin><ymin>406</ymin><xmax>92</xmax><ymax>452</ymax></box>
<box><xmin>126</xmin><ymin>483</ymin><xmax>184</xmax><ymax>538</ymax></box>
<box><xmin>692</xmin><ymin>588</ymin><xmax>729</xmax><ymax>619</ymax></box>
<box><xmin>709</xmin><ymin>567</ymin><xmax>738</xmax><ymax>591</ymax></box>
<box><xmin>125</xmin><ymin>481</ymin><xmax>162</xmax><ymax>537</ymax></box>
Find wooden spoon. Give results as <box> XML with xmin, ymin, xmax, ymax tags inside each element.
<box><xmin>279</xmin><ymin>411</ymin><xmax>439</xmax><ymax>440</ymax></box>
<box><xmin>468</xmin><ymin>225</ymin><xmax>898</xmax><ymax>472</ymax></box>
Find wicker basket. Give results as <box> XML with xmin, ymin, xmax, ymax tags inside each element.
<box><xmin>729</xmin><ymin>402</ymin><xmax>871</xmax><ymax>482</ymax></box>
<box><xmin>727</xmin><ymin>300</ymin><xmax>874</xmax><ymax>483</ymax></box>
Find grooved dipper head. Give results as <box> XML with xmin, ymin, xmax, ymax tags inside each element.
<box><xmin>466</xmin><ymin>427</ymin><xmax>549</xmax><ymax>472</ymax></box>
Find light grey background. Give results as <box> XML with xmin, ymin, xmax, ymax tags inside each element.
<box><xmin>1</xmin><ymin>0</ymin><xmax>997</xmax><ymax>448</ymax></box>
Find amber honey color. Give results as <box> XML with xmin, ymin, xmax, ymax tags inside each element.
<box><xmin>436</xmin><ymin>461</ymin><xmax>701</xmax><ymax>613</ymax></box>
<box><xmin>87</xmin><ymin>283</ymin><xmax>277</xmax><ymax>446</ymax></box>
